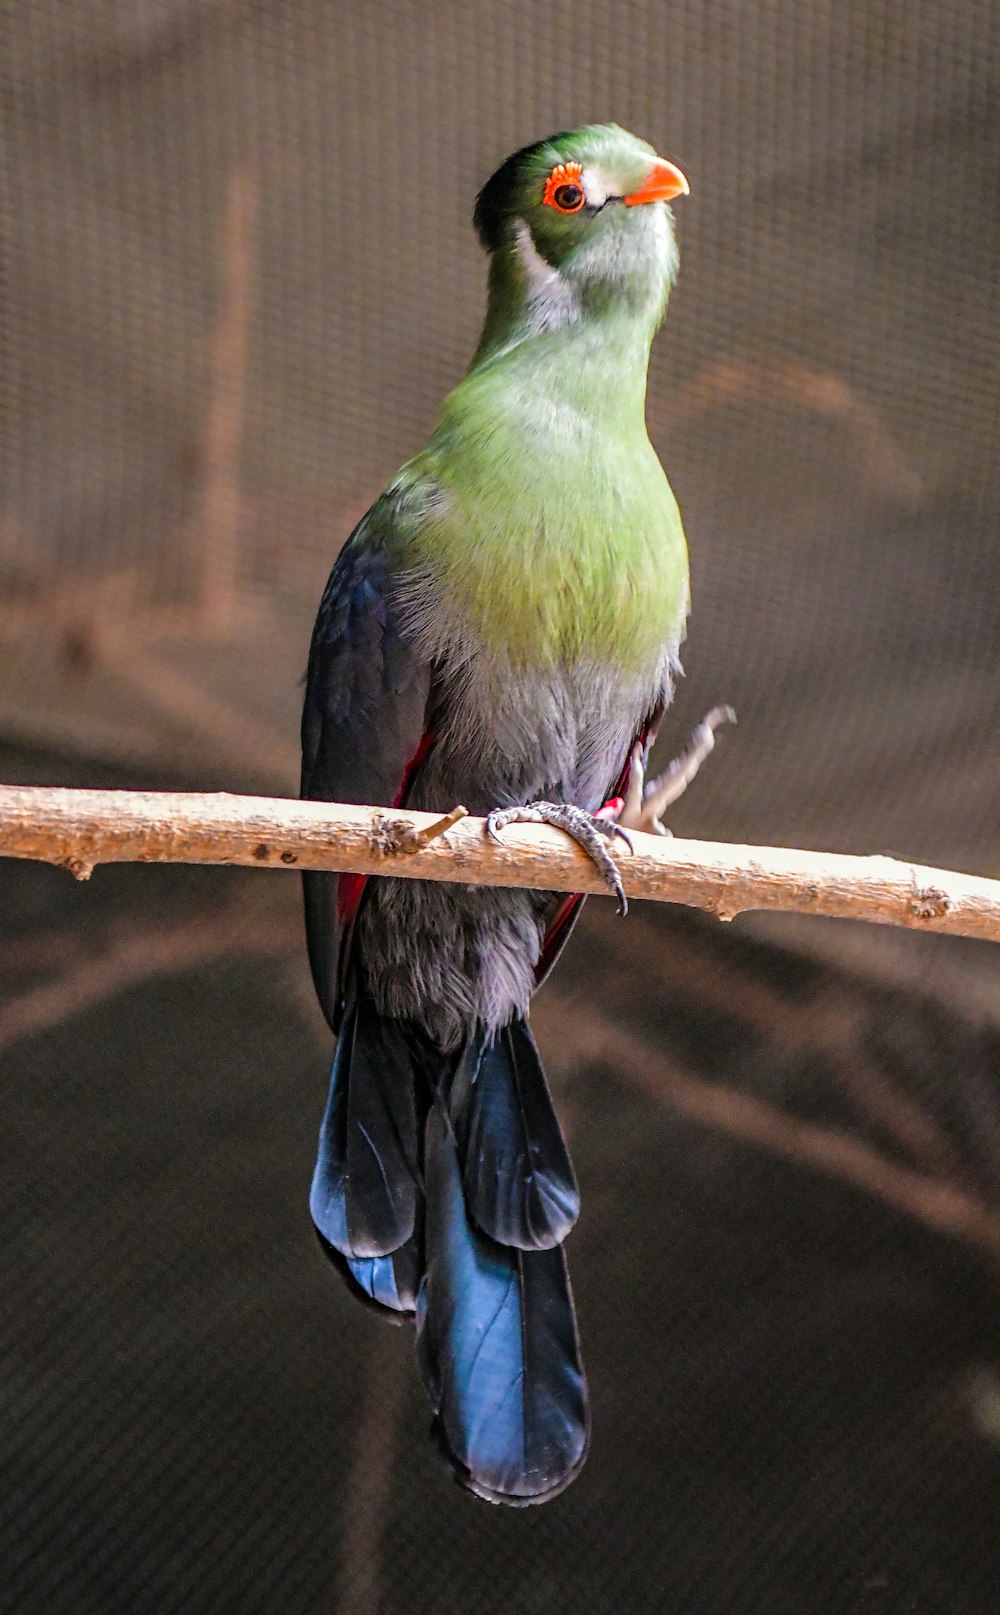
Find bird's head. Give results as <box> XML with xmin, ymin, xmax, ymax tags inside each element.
<box><xmin>473</xmin><ymin>124</ymin><xmax>688</xmax><ymax>338</ymax></box>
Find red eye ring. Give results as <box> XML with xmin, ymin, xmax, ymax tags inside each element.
<box><xmin>543</xmin><ymin>162</ymin><xmax>586</xmax><ymax>213</ymax></box>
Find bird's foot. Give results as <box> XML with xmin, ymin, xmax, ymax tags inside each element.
<box><xmin>486</xmin><ymin>801</ymin><xmax>632</xmax><ymax>915</ymax></box>
<box><xmin>618</xmin><ymin>705</ymin><xmax>736</xmax><ymax>836</ymax></box>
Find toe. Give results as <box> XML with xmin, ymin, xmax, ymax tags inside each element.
<box><xmin>485</xmin><ymin>808</ymin><xmax>511</xmax><ymax>843</ymax></box>
<box><xmin>482</xmin><ymin>801</ymin><xmax>629</xmax><ymax>910</ymax></box>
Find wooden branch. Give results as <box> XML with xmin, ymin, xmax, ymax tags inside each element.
<box><xmin>542</xmin><ymin>1000</ymin><xmax>1000</xmax><ymax>1264</ymax></box>
<box><xmin>0</xmin><ymin>896</ymin><xmax>300</xmax><ymax>1053</ymax></box>
<box><xmin>195</xmin><ymin>163</ymin><xmax>257</xmax><ymax>631</ymax></box>
<box><xmin>1</xmin><ymin>784</ymin><xmax>998</xmax><ymax>944</ymax></box>
<box><xmin>602</xmin><ymin>911</ymin><xmax>966</xmax><ymax>1178</ymax></box>
<box><xmin>659</xmin><ymin>360</ymin><xmax>924</xmax><ymax>507</ymax></box>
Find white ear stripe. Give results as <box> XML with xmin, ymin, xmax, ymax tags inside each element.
<box><xmin>513</xmin><ymin>217</ymin><xmax>561</xmax><ymax>295</ymax></box>
<box><xmin>512</xmin><ymin>218</ymin><xmax>581</xmax><ymax>332</ymax></box>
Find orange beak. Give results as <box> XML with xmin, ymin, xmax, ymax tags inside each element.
<box><xmin>624</xmin><ymin>156</ymin><xmax>690</xmax><ymax>206</ymax></box>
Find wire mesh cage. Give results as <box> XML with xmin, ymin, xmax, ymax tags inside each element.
<box><xmin>3</xmin><ymin>3</ymin><xmax>1000</xmax><ymax>1610</ymax></box>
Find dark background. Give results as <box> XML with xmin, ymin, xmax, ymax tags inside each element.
<box><xmin>3</xmin><ymin>3</ymin><xmax>1000</xmax><ymax>1610</ymax></box>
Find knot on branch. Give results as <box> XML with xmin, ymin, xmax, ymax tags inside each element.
<box><xmin>910</xmin><ymin>886</ymin><xmax>951</xmax><ymax>922</ymax></box>
<box><xmin>61</xmin><ymin>856</ymin><xmax>94</xmax><ymax>882</ymax></box>
<box><xmin>370</xmin><ymin>814</ymin><xmax>413</xmax><ymax>856</ymax></box>
<box><xmin>370</xmin><ymin>807</ymin><xmax>469</xmax><ymax>857</ymax></box>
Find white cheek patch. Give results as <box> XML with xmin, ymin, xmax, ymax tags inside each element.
<box><xmin>581</xmin><ymin>165</ymin><xmax>616</xmax><ymax>208</ymax></box>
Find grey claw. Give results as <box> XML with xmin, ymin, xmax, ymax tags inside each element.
<box><xmin>483</xmin><ymin>799</ymin><xmax>629</xmax><ymax>913</ymax></box>
<box><xmin>606</xmin><ymin>823</ymin><xmax>634</xmax><ymax>854</ymax></box>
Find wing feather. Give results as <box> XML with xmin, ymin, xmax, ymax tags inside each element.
<box><xmin>301</xmin><ymin>502</ymin><xmax>434</xmax><ymax>1031</ymax></box>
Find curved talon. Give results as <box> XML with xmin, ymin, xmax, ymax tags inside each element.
<box><xmin>483</xmin><ymin>799</ymin><xmax>629</xmax><ymax>914</ymax></box>
<box><xmin>588</xmin><ymin>845</ymin><xmax>628</xmax><ymax>916</ymax></box>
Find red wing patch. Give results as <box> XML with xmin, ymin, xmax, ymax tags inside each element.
<box><xmin>336</xmin><ymin>729</ymin><xmax>437</xmax><ymax>932</ymax></box>
<box><xmin>337</xmin><ymin>871</ymin><xmax>366</xmax><ymax>925</ymax></box>
<box><xmin>393</xmin><ymin>730</ymin><xmax>436</xmax><ymax>806</ymax></box>
<box><xmin>534</xmin><ymin>892</ymin><xmax>584</xmax><ymax>983</ymax></box>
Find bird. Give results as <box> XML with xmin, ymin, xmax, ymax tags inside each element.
<box><xmin>301</xmin><ymin>123</ymin><xmax>691</xmax><ymax>1505</ymax></box>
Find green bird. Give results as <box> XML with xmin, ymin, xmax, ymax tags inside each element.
<box><xmin>301</xmin><ymin>123</ymin><xmax>691</xmax><ymax>1504</ymax></box>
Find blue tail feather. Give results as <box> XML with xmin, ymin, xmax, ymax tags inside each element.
<box><xmin>309</xmin><ymin>986</ymin><xmax>588</xmax><ymax>1501</ymax></box>
<box><xmin>309</xmin><ymin>977</ymin><xmax>419</xmax><ymax>1260</ymax></box>
<box><xmin>449</xmin><ymin>1016</ymin><xmax>579</xmax><ymax>1251</ymax></box>
<box><xmin>314</xmin><ymin>1228</ymin><xmax>420</xmax><ymax>1318</ymax></box>
<box><xmin>417</xmin><ymin>1096</ymin><xmax>589</xmax><ymax>1505</ymax></box>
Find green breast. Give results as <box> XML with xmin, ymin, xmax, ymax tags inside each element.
<box><xmin>406</xmin><ymin>338</ymin><xmax>690</xmax><ymax>672</ymax></box>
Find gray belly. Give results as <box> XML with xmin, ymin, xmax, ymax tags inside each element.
<box><xmin>357</xmin><ymin>650</ymin><xmax>678</xmax><ymax>1047</ymax></box>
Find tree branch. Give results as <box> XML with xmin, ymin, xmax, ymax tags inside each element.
<box><xmin>1</xmin><ymin>784</ymin><xmax>998</xmax><ymax>944</ymax></box>
<box><xmin>540</xmin><ymin>999</ymin><xmax>1000</xmax><ymax>1264</ymax></box>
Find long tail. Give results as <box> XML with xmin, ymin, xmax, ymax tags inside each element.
<box><xmin>309</xmin><ymin>976</ymin><xmax>589</xmax><ymax>1504</ymax></box>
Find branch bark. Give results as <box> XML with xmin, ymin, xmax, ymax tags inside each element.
<box><xmin>1</xmin><ymin>784</ymin><xmax>998</xmax><ymax>944</ymax></box>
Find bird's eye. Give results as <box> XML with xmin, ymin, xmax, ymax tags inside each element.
<box><xmin>543</xmin><ymin>162</ymin><xmax>586</xmax><ymax>214</ymax></box>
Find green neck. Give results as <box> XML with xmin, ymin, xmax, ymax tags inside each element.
<box><xmin>470</xmin><ymin>222</ymin><xmax>670</xmax><ymax>382</ymax></box>
<box><xmin>465</xmin><ymin>312</ymin><xmax>653</xmax><ymax>442</ymax></box>
<box><xmin>405</xmin><ymin>221</ymin><xmax>688</xmax><ymax>671</ymax></box>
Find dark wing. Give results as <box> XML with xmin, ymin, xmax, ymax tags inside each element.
<box><xmin>301</xmin><ymin>505</ymin><xmax>434</xmax><ymax>1032</ymax></box>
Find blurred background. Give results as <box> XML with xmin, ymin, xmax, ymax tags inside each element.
<box><xmin>3</xmin><ymin>2</ymin><xmax>1000</xmax><ymax>1610</ymax></box>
